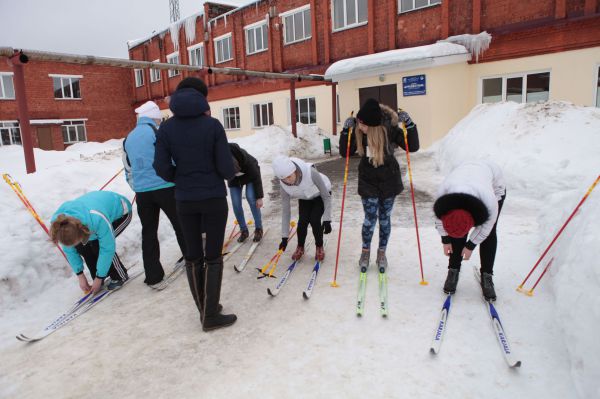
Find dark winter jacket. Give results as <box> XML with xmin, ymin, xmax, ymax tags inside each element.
<box><xmin>153</xmin><ymin>88</ymin><xmax>235</xmax><ymax>201</ymax></box>
<box><xmin>358</xmin><ymin>104</ymin><xmax>420</xmax><ymax>198</ymax></box>
<box><xmin>228</xmin><ymin>143</ymin><xmax>264</xmax><ymax>199</ymax></box>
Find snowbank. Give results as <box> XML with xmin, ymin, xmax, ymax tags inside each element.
<box><xmin>433</xmin><ymin>101</ymin><xmax>600</xmax><ymax>398</ymax></box>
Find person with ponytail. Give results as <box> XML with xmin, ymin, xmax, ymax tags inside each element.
<box><xmin>50</xmin><ymin>191</ymin><xmax>133</xmax><ymax>294</ymax></box>
<box><xmin>355</xmin><ymin>98</ymin><xmax>419</xmax><ymax>271</ymax></box>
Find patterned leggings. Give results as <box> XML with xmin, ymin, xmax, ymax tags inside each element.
<box><xmin>361</xmin><ymin>196</ymin><xmax>395</xmax><ymax>250</ymax></box>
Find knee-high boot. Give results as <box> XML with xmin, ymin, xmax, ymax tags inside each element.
<box><xmin>186</xmin><ymin>258</ymin><xmax>205</xmax><ymax>320</ymax></box>
<box><xmin>202</xmin><ymin>257</ymin><xmax>237</xmax><ymax>331</ymax></box>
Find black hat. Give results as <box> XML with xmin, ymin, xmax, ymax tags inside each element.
<box><xmin>356</xmin><ymin>98</ymin><xmax>382</xmax><ymax>127</ymax></box>
<box><xmin>176</xmin><ymin>77</ymin><xmax>208</xmax><ymax>97</ymax></box>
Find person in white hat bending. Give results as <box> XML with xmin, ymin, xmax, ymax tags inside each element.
<box><xmin>272</xmin><ymin>155</ymin><xmax>332</xmax><ymax>261</ymax></box>
<box><xmin>122</xmin><ymin>101</ymin><xmax>187</xmax><ymax>286</ymax></box>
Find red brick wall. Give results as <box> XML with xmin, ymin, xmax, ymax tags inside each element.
<box><xmin>397</xmin><ymin>4</ymin><xmax>443</xmax><ymax>48</ymax></box>
<box><xmin>480</xmin><ymin>0</ymin><xmax>554</xmax><ymax>30</ymax></box>
<box><xmin>450</xmin><ymin>0</ymin><xmax>474</xmax><ymax>36</ymax></box>
<box><xmin>0</xmin><ymin>59</ymin><xmax>135</xmax><ymax>146</ymax></box>
<box><xmin>567</xmin><ymin>0</ymin><xmax>586</xmax><ymax>16</ymax></box>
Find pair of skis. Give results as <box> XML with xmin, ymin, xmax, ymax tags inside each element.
<box><xmin>148</xmin><ymin>257</ymin><xmax>186</xmax><ymax>291</ymax></box>
<box><xmin>17</xmin><ymin>268</ymin><xmax>143</xmax><ymax>343</ymax></box>
<box><xmin>227</xmin><ymin>228</ymin><xmax>269</xmax><ymax>269</ymax></box>
<box><xmin>430</xmin><ymin>266</ymin><xmax>522</xmax><ymax>368</ymax></box>
<box><xmin>356</xmin><ymin>264</ymin><xmax>388</xmax><ymax>317</ymax></box>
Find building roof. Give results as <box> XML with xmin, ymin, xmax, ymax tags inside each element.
<box><xmin>324</xmin><ymin>42</ymin><xmax>471</xmax><ymax>82</ymax></box>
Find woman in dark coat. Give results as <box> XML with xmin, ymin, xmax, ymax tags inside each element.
<box><xmin>355</xmin><ymin>98</ymin><xmax>419</xmax><ymax>272</ymax></box>
<box><xmin>153</xmin><ymin>77</ymin><xmax>236</xmax><ymax>331</ymax></box>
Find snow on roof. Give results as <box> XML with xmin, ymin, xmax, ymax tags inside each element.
<box><xmin>127</xmin><ymin>11</ymin><xmax>204</xmax><ymax>50</ymax></box>
<box><xmin>29</xmin><ymin>119</ymin><xmax>64</xmax><ymax>125</ymax></box>
<box><xmin>324</xmin><ymin>42</ymin><xmax>470</xmax><ymax>82</ymax></box>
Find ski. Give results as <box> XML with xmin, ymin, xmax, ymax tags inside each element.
<box><xmin>223</xmin><ymin>240</ymin><xmax>246</xmax><ymax>262</ymax></box>
<box><xmin>302</xmin><ymin>238</ymin><xmax>328</xmax><ymax>300</ymax></box>
<box><xmin>430</xmin><ymin>295</ymin><xmax>452</xmax><ymax>354</ymax></box>
<box><xmin>378</xmin><ymin>266</ymin><xmax>388</xmax><ymax>317</ymax></box>
<box><xmin>149</xmin><ymin>257</ymin><xmax>186</xmax><ymax>291</ymax></box>
<box><xmin>17</xmin><ymin>269</ymin><xmax>143</xmax><ymax>342</ymax></box>
<box><xmin>356</xmin><ymin>266</ymin><xmax>367</xmax><ymax>317</ymax></box>
<box><xmin>234</xmin><ymin>228</ymin><xmax>269</xmax><ymax>272</ymax></box>
<box><xmin>473</xmin><ymin>266</ymin><xmax>522</xmax><ymax>368</ymax></box>
<box><xmin>267</xmin><ymin>237</ymin><xmax>313</xmax><ymax>297</ymax></box>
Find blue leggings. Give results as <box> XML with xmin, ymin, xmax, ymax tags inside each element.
<box><xmin>361</xmin><ymin>197</ymin><xmax>395</xmax><ymax>250</ymax></box>
<box><xmin>229</xmin><ymin>183</ymin><xmax>262</xmax><ymax>230</ymax></box>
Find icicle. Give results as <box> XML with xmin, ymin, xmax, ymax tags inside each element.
<box><xmin>265</xmin><ymin>13</ymin><xmax>270</xmax><ymax>27</ymax></box>
<box><xmin>169</xmin><ymin>22</ymin><xmax>182</xmax><ymax>50</ymax></box>
<box><xmin>224</xmin><ymin>14</ymin><xmax>227</xmax><ymax>27</ymax></box>
<box><xmin>159</xmin><ymin>31</ymin><xmax>167</xmax><ymax>40</ymax></box>
<box><xmin>184</xmin><ymin>15</ymin><xmax>198</xmax><ymax>44</ymax></box>
<box><xmin>439</xmin><ymin>31</ymin><xmax>492</xmax><ymax>63</ymax></box>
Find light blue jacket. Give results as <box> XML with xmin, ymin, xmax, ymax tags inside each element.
<box><xmin>51</xmin><ymin>191</ymin><xmax>132</xmax><ymax>278</ymax></box>
<box><xmin>123</xmin><ymin>117</ymin><xmax>174</xmax><ymax>193</ymax></box>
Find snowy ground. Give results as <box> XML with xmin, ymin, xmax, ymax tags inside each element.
<box><xmin>0</xmin><ymin>103</ymin><xmax>599</xmax><ymax>398</ymax></box>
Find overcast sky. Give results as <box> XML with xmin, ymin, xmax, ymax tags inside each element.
<box><xmin>0</xmin><ymin>0</ymin><xmax>252</xmax><ymax>58</ymax></box>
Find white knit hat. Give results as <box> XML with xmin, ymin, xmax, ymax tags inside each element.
<box><xmin>272</xmin><ymin>155</ymin><xmax>295</xmax><ymax>179</ymax></box>
<box><xmin>135</xmin><ymin>101</ymin><xmax>162</xmax><ymax>120</ymax></box>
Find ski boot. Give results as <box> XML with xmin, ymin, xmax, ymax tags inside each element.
<box><xmin>443</xmin><ymin>268</ymin><xmax>460</xmax><ymax>295</ymax></box>
<box><xmin>237</xmin><ymin>229</ymin><xmax>249</xmax><ymax>243</ymax></box>
<box><xmin>315</xmin><ymin>246</ymin><xmax>325</xmax><ymax>261</ymax></box>
<box><xmin>253</xmin><ymin>228</ymin><xmax>263</xmax><ymax>242</ymax></box>
<box><xmin>481</xmin><ymin>272</ymin><xmax>497</xmax><ymax>301</ymax></box>
<box><xmin>291</xmin><ymin>246</ymin><xmax>305</xmax><ymax>261</ymax></box>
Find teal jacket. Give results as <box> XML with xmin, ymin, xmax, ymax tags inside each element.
<box><xmin>51</xmin><ymin>191</ymin><xmax>132</xmax><ymax>278</ymax></box>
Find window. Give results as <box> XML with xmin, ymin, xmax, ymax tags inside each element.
<box><xmin>245</xmin><ymin>22</ymin><xmax>268</xmax><ymax>55</ymax></box>
<box><xmin>167</xmin><ymin>52</ymin><xmax>181</xmax><ymax>78</ymax></box>
<box><xmin>150</xmin><ymin>60</ymin><xmax>161</xmax><ymax>83</ymax></box>
<box><xmin>188</xmin><ymin>44</ymin><xmax>205</xmax><ymax>67</ymax></box>
<box><xmin>61</xmin><ymin>120</ymin><xmax>87</xmax><ymax>144</ymax></box>
<box><xmin>222</xmin><ymin>107</ymin><xmax>240</xmax><ymax>130</ymax></box>
<box><xmin>51</xmin><ymin>75</ymin><xmax>82</xmax><ymax>99</ymax></box>
<box><xmin>252</xmin><ymin>102</ymin><xmax>274</xmax><ymax>128</ymax></box>
<box><xmin>215</xmin><ymin>34</ymin><xmax>233</xmax><ymax>64</ymax></box>
<box><xmin>0</xmin><ymin>73</ymin><xmax>15</xmax><ymax>99</ymax></box>
<box><xmin>332</xmin><ymin>0</ymin><xmax>367</xmax><ymax>31</ymax></box>
<box><xmin>134</xmin><ymin>69</ymin><xmax>144</xmax><ymax>87</ymax></box>
<box><xmin>481</xmin><ymin>71</ymin><xmax>551</xmax><ymax>104</ymax></box>
<box><xmin>0</xmin><ymin>121</ymin><xmax>21</xmax><ymax>146</ymax></box>
<box><xmin>399</xmin><ymin>0</ymin><xmax>441</xmax><ymax>13</ymax></box>
<box><xmin>596</xmin><ymin>66</ymin><xmax>600</xmax><ymax>107</ymax></box>
<box><xmin>296</xmin><ymin>97</ymin><xmax>317</xmax><ymax>124</ymax></box>
<box><xmin>281</xmin><ymin>6</ymin><xmax>311</xmax><ymax>45</ymax></box>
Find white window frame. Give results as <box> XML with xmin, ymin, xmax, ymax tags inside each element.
<box><xmin>280</xmin><ymin>5</ymin><xmax>312</xmax><ymax>45</ymax></box>
<box><xmin>214</xmin><ymin>33</ymin><xmax>234</xmax><ymax>64</ymax></box>
<box><xmin>331</xmin><ymin>0</ymin><xmax>368</xmax><ymax>33</ymax></box>
<box><xmin>188</xmin><ymin>43</ymin><xmax>205</xmax><ymax>67</ymax></box>
<box><xmin>0</xmin><ymin>72</ymin><xmax>15</xmax><ymax>100</ymax></box>
<box><xmin>166</xmin><ymin>52</ymin><xmax>181</xmax><ymax>78</ymax></box>
<box><xmin>398</xmin><ymin>0</ymin><xmax>441</xmax><ymax>14</ymax></box>
<box><xmin>61</xmin><ymin>119</ymin><xmax>88</xmax><ymax>144</ymax></box>
<box><xmin>295</xmin><ymin>96</ymin><xmax>317</xmax><ymax>125</ymax></box>
<box><xmin>251</xmin><ymin>102</ymin><xmax>274</xmax><ymax>128</ymax></box>
<box><xmin>150</xmin><ymin>60</ymin><xmax>161</xmax><ymax>83</ymax></box>
<box><xmin>0</xmin><ymin>121</ymin><xmax>21</xmax><ymax>146</ymax></box>
<box><xmin>479</xmin><ymin>69</ymin><xmax>552</xmax><ymax>104</ymax></box>
<box><xmin>222</xmin><ymin>106</ymin><xmax>241</xmax><ymax>130</ymax></box>
<box><xmin>595</xmin><ymin>64</ymin><xmax>600</xmax><ymax>108</ymax></box>
<box><xmin>134</xmin><ymin>69</ymin><xmax>144</xmax><ymax>87</ymax></box>
<box><xmin>245</xmin><ymin>21</ymin><xmax>269</xmax><ymax>55</ymax></box>
<box><xmin>49</xmin><ymin>74</ymin><xmax>82</xmax><ymax>100</ymax></box>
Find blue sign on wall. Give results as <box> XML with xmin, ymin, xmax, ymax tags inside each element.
<box><xmin>402</xmin><ymin>75</ymin><xmax>426</xmax><ymax>96</ymax></box>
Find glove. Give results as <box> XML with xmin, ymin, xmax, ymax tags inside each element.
<box><xmin>322</xmin><ymin>221</ymin><xmax>332</xmax><ymax>234</ymax></box>
<box><xmin>278</xmin><ymin>238</ymin><xmax>288</xmax><ymax>251</ymax></box>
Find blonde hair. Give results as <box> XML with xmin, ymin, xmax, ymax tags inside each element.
<box><xmin>50</xmin><ymin>215</ymin><xmax>90</xmax><ymax>246</ymax></box>
<box><xmin>356</xmin><ymin>125</ymin><xmax>389</xmax><ymax>167</ymax></box>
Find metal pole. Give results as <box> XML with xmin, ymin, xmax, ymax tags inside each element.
<box><xmin>290</xmin><ymin>80</ymin><xmax>297</xmax><ymax>138</ymax></box>
<box><xmin>331</xmin><ymin>82</ymin><xmax>337</xmax><ymax>136</ymax></box>
<box><xmin>7</xmin><ymin>51</ymin><xmax>36</xmax><ymax>174</ymax></box>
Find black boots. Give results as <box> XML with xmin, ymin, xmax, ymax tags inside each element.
<box><xmin>481</xmin><ymin>272</ymin><xmax>497</xmax><ymax>301</ymax></box>
<box><xmin>201</xmin><ymin>257</ymin><xmax>237</xmax><ymax>331</ymax></box>
<box><xmin>443</xmin><ymin>268</ymin><xmax>460</xmax><ymax>295</ymax></box>
<box><xmin>185</xmin><ymin>258</ymin><xmax>225</xmax><ymax>327</ymax></box>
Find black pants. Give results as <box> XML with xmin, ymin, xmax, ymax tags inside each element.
<box><xmin>177</xmin><ymin>198</ymin><xmax>228</xmax><ymax>262</ymax></box>
<box><xmin>449</xmin><ymin>194</ymin><xmax>506</xmax><ymax>274</ymax></box>
<box><xmin>137</xmin><ymin>187</ymin><xmax>187</xmax><ymax>285</ymax></box>
<box><xmin>76</xmin><ymin>212</ymin><xmax>131</xmax><ymax>280</ymax></box>
<box><xmin>297</xmin><ymin>196</ymin><xmax>324</xmax><ymax>247</ymax></box>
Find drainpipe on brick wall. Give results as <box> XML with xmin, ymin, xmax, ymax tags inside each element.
<box><xmin>7</xmin><ymin>51</ymin><xmax>36</xmax><ymax>174</ymax></box>
<box><xmin>331</xmin><ymin>82</ymin><xmax>337</xmax><ymax>136</ymax></box>
<box><xmin>290</xmin><ymin>80</ymin><xmax>297</xmax><ymax>138</ymax></box>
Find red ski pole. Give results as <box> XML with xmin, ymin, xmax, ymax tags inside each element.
<box><xmin>526</xmin><ymin>257</ymin><xmax>555</xmax><ymax>296</ymax></box>
<box><xmin>400</xmin><ymin>124</ymin><xmax>427</xmax><ymax>285</ymax></box>
<box><xmin>99</xmin><ymin>168</ymin><xmax>124</xmax><ymax>191</ymax></box>
<box><xmin>517</xmin><ymin>175</ymin><xmax>600</xmax><ymax>292</ymax></box>
<box><xmin>331</xmin><ymin>126</ymin><xmax>353</xmax><ymax>287</ymax></box>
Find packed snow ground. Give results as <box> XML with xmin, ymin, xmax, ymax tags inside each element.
<box><xmin>0</xmin><ymin>103</ymin><xmax>599</xmax><ymax>398</ymax></box>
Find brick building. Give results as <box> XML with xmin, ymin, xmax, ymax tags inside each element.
<box><xmin>128</xmin><ymin>0</ymin><xmax>600</xmax><ymax>146</ymax></box>
<box><xmin>0</xmin><ymin>59</ymin><xmax>135</xmax><ymax>150</ymax></box>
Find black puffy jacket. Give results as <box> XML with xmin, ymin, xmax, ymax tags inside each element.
<box><xmin>228</xmin><ymin>143</ymin><xmax>264</xmax><ymax>199</ymax></box>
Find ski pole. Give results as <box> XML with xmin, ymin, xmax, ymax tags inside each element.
<box><xmin>99</xmin><ymin>168</ymin><xmax>124</xmax><ymax>191</ymax></box>
<box><xmin>331</xmin><ymin>126</ymin><xmax>353</xmax><ymax>288</ymax></box>
<box><xmin>266</xmin><ymin>226</ymin><xmax>298</xmax><ymax>278</ymax></box>
<box><xmin>2</xmin><ymin>173</ymin><xmax>69</xmax><ymax>262</ymax></box>
<box><xmin>526</xmin><ymin>257</ymin><xmax>555</xmax><ymax>296</ymax></box>
<box><xmin>517</xmin><ymin>175</ymin><xmax>600</xmax><ymax>291</ymax></box>
<box><xmin>257</xmin><ymin>223</ymin><xmax>297</xmax><ymax>277</ymax></box>
<box><xmin>222</xmin><ymin>221</ymin><xmax>240</xmax><ymax>252</ymax></box>
<box><xmin>400</xmin><ymin>124</ymin><xmax>427</xmax><ymax>286</ymax></box>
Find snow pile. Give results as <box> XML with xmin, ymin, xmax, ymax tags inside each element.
<box><xmin>434</xmin><ymin>101</ymin><xmax>600</xmax><ymax>398</ymax></box>
<box><xmin>230</xmin><ymin>123</ymin><xmax>338</xmax><ymax>163</ymax></box>
<box><xmin>440</xmin><ymin>32</ymin><xmax>492</xmax><ymax>62</ymax></box>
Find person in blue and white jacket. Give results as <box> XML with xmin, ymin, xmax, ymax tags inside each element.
<box><xmin>50</xmin><ymin>191</ymin><xmax>132</xmax><ymax>293</ymax></box>
<box><xmin>123</xmin><ymin>101</ymin><xmax>186</xmax><ymax>286</ymax></box>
